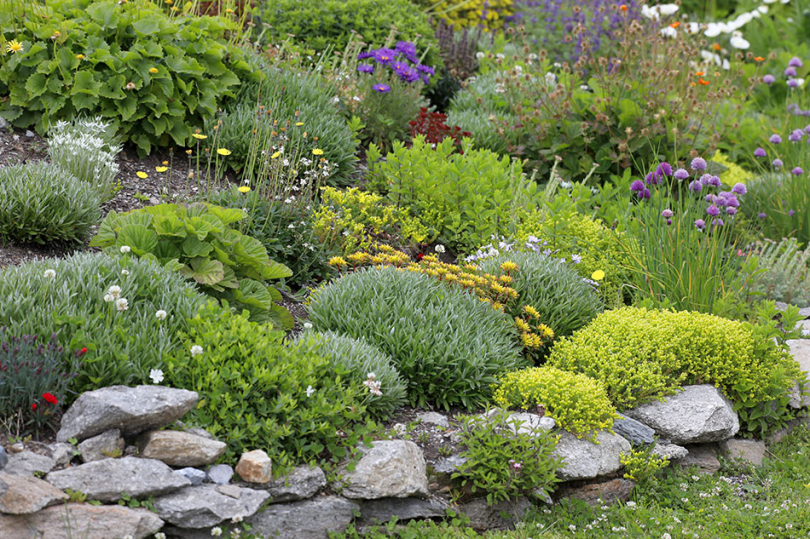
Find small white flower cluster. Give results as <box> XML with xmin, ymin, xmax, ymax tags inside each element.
<box><xmin>363</xmin><ymin>372</ymin><xmax>383</xmax><ymax>396</ymax></box>
<box><xmin>103</xmin><ymin>285</ymin><xmax>129</xmax><ymax>312</ymax></box>
<box><xmin>43</xmin><ymin>269</ymin><xmax>56</xmax><ymax>280</ymax></box>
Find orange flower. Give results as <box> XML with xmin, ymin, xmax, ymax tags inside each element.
<box><xmin>695</xmin><ymin>71</ymin><xmax>705</xmax><ymax>77</ymax></box>
<box><xmin>620</xmin><ymin>4</ymin><xmax>627</xmax><ymax>11</ymax></box>
<box><xmin>713</xmin><ymin>43</ymin><xmax>722</xmax><ymax>51</ymax></box>
<box><xmin>754</xmin><ymin>56</ymin><xmax>765</xmax><ymax>62</ymax></box>
<box><xmin>670</xmin><ymin>22</ymin><xmax>680</xmax><ymax>29</ymax></box>
<box><xmin>698</xmin><ymin>78</ymin><xmax>709</xmax><ymax>86</ymax></box>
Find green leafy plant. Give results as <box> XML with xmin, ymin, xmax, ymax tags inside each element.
<box><xmin>307</xmin><ymin>266</ymin><xmax>528</xmax><ymax>409</ymax></box>
<box><xmin>745</xmin><ymin>238</ymin><xmax>810</xmax><ymax>307</ymax></box>
<box><xmin>0</xmin><ymin>162</ymin><xmax>101</xmax><ymax>245</ymax></box>
<box><xmin>90</xmin><ymin>203</ymin><xmax>293</xmax><ymax>327</ymax></box>
<box><xmin>0</xmin><ymin>0</ymin><xmax>256</xmax><ymax>155</ymax></box>
<box><xmin>744</xmin><ymin>172</ymin><xmax>810</xmax><ymax>248</ymax></box>
<box><xmin>620</xmin><ymin>445</ymin><xmax>670</xmax><ymax>486</ymax></box>
<box><xmin>452</xmin><ymin>408</ymin><xmax>561</xmax><ymax>505</ymax></box>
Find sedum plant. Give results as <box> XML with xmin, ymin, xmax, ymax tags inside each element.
<box><xmin>307</xmin><ymin>266</ymin><xmax>527</xmax><ymax>410</ymax></box>
<box><xmin>90</xmin><ymin>203</ymin><xmax>293</xmax><ymax>328</ymax></box>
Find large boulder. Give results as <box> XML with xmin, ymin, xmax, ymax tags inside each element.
<box><xmin>57</xmin><ymin>385</ymin><xmax>198</xmax><ymax>443</ymax></box>
<box><xmin>553</xmin><ymin>431</ymin><xmax>630</xmax><ymax>481</ymax></box>
<box><xmin>46</xmin><ymin>457</ymin><xmax>190</xmax><ymax>502</ymax></box>
<box><xmin>787</xmin><ymin>340</ymin><xmax>810</xmax><ymax>408</ymax></box>
<box><xmin>0</xmin><ymin>503</ymin><xmax>163</xmax><ymax>539</ymax></box>
<box><xmin>336</xmin><ymin>441</ymin><xmax>429</xmax><ymax>500</ymax></box>
<box><xmin>624</xmin><ymin>385</ymin><xmax>740</xmax><ymax>444</ymax></box>
<box><xmin>0</xmin><ymin>472</ymin><xmax>68</xmax><ymax>514</ymax></box>
<box><xmin>138</xmin><ymin>430</ymin><xmax>226</xmax><ymax>467</ymax></box>
<box><xmin>2</xmin><ymin>451</ymin><xmax>56</xmax><ymax>477</ymax></box>
<box><xmin>244</xmin><ymin>465</ymin><xmax>326</xmax><ymax>503</ymax></box>
<box><xmin>246</xmin><ymin>495</ymin><xmax>359</xmax><ymax>539</ymax></box>
<box><xmin>153</xmin><ymin>484</ymin><xmax>270</xmax><ymax>528</ymax></box>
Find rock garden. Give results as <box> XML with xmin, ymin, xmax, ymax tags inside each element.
<box><xmin>1</xmin><ymin>0</ymin><xmax>810</xmax><ymax>538</ymax></box>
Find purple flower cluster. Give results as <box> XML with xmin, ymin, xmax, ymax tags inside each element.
<box><xmin>752</xmin><ymin>133</ymin><xmax>809</xmax><ymax>175</ymax></box>
<box><xmin>764</xmin><ymin>56</ymin><xmax>804</xmax><ymax>90</ymax></box>
<box><xmin>357</xmin><ymin>41</ymin><xmax>434</xmax><ymax>86</ymax></box>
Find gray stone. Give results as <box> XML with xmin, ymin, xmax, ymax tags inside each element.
<box><xmin>360</xmin><ymin>496</ymin><xmax>449</xmax><ymax>523</ymax></box>
<box><xmin>719</xmin><ymin>438</ymin><xmax>767</xmax><ymax>467</ymax></box>
<box><xmin>0</xmin><ymin>447</ymin><xmax>7</xmax><ymax>470</ymax></box>
<box><xmin>530</xmin><ymin>487</ymin><xmax>553</xmax><ymax>505</ymax></box>
<box><xmin>553</xmin><ymin>430</ymin><xmax>631</xmax><ymax>481</ymax></box>
<box><xmin>3</xmin><ymin>451</ymin><xmax>56</xmax><ymax>477</ymax></box>
<box><xmin>47</xmin><ymin>443</ymin><xmax>76</xmax><ymax>467</ymax></box>
<box><xmin>613</xmin><ymin>413</ymin><xmax>655</xmax><ymax>445</ymax></box>
<box><xmin>56</xmin><ymin>385</ymin><xmax>199</xmax><ymax>443</ymax></box>
<box><xmin>652</xmin><ymin>442</ymin><xmax>689</xmax><ymax>461</ymax></box>
<box><xmin>556</xmin><ymin>478</ymin><xmax>635</xmax><ymax>506</ymax></box>
<box><xmin>506</xmin><ymin>412</ymin><xmax>556</xmax><ymax>435</ymax></box>
<box><xmin>417</xmin><ymin>412</ymin><xmax>450</xmax><ymax>429</ymax></box>
<box><xmin>175</xmin><ymin>467</ymin><xmax>206</xmax><ymax>486</ymax></box>
<box><xmin>139</xmin><ymin>430</ymin><xmax>226</xmax><ymax>467</ymax></box>
<box><xmin>624</xmin><ymin>385</ymin><xmax>740</xmax><ymax>444</ymax></box>
<box><xmin>206</xmin><ymin>464</ymin><xmax>234</xmax><ymax>485</ymax></box>
<box><xmin>245</xmin><ymin>465</ymin><xmax>326</xmax><ymax>503</ymax></box>
<box><xmin>185</xmin><ymin>427</ymin><xmax>214</xmax><ymax>440</ymax></box>
<box><xmin>677</xmin><ymin>444</ymin><xmax>721</xmax><ymax>474</ymax></box>
<box><xmin>787</xmin><ymin>340</ymin><xmax>810</xmax><ymax>408</ymax></box>
<box><xmin>432</xmin><ymin>455</ymin><xmax>467</xmax><ymax>475</ymax></box>
<box><xmin>767</xmin><ymin>416</ymin><xmax>810</xmax><ymax>445</ymax></box>
<box><xmin>153</xmin><ymin>484</ymin><xmax>270</xmax><ymax>528</ymax></box>
<box><xmin>0</xmin><ymin>472</ymin><xmax>68</xmax><ymax>514</ymax></box>
<box><xmin>235</xmin><ymin>449</ymin><xmax>272</xmax><ymax>483</ymax></box>
<box><xmin>0</xmin><ymin>502</ymin><xmax>163</xmax><ymax>539</ymax></box>
<box><xmin>459</xmin><ymin>497</ymin><xmax>532</xmax><ymax>531</ymax></box>
<box><xmin>796</xmin><ymin>320</ymin><xmax>810</xmax><ymax>337</ymax></box>
<box><xmin>0</xmin><ymin>478</ymin><xmax>6</xmax><ymax>498</ymax></box>
<box><xmin>78</xmin><ymin>429</ymin><xmax>125</xmax><ymax>463</ymax></box>
<box><xmin>0</xmin><ymin>117</ymin><xmax>7</xmax><ymax>129</ymax></box>
<box><xmin>336</xmin><ymin>441</ymin><xmax>429</xmax><ymax>500</ymax></box>
<box><xmin>246</xmin><ymin>495</ymin><xmax>359</xmax><ymax>539</ymax></box>
<box><xmin>46</xmin><ymin>456</ymin><xmax>190</xmax><ymax>502</ymax></box>
<box><xmin>24</xmin><ymin>130</ymin><xmax>34</xmax><ymax>138</ymax></box>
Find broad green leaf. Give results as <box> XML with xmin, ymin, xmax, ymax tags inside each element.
<box><xmin>183</xmin><ymin>236</ymin><xmax>214</xmax><ymax>257</ymax></box>
<box><xmin>205</xmin><ymin>205</ymin><xmax>245</xmax><ymax>226</ymax></box>
<box><xmin>117</xmin><ymin>224</ymin><xmax>159</xmax><ymax>255</ymax></box>
<box><xmin>233</xmin><ymin>278</ymin><xmax>272</xmax><ymax>310</ymax></box>
<box><xmin>179</xmin><ymin>257</ymin><xmax>225</xmax><ymax>286</ymax></box>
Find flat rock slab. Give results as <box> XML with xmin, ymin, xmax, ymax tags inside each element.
<box><xmin>153</xmin><ymin>484</ymin><xmax>270</xmax><ymax>528</ymax></box>
<box><xmin>359</xmin><ymin>496</ymin><xmax>449</xmax><ymax>523</ymax></box>
<box><xmin>0</xmin><ymin>503</ymin><xmax>163</xmax><ymax>539</ymax></box>
<box><xmin>719</xmin><ymin>438</ymin><xmax>767</xmax><ymax>466</ymax></box>
<box><xmin>417</xmin><ymin>412</ymin><xmax>450</xmax><ymax>428</ymax></box>
<box><xmin>78</xmin><ymin>429</ymin><xmax>125</xmax><ymax>463</ymax></box>
<box><xmin>0</xmin><ymin>472</ymin><xmax>68</xmax><ymax>514</ymax></box>
<box><xmin>787</xmin><ymin>340</ymin><xmax>810</xmax><ymax>408</ymax></box>
<box><xmin>139</xmin><ymin>430</ymin><xmax>226</xmax><ymax>467</ymax></box>
<box><xmin>556</xmin><ymin>478</ymin><xmax>635</xmax><ymax>506</ymax></box>
<box><xmin>613</xmin><ymin>414</ymin><xmax>655</xmax><ymax>445</ymax></box>
<box><xmin>677</xmin><ymin>444</ymin><xmax>721</xmax><ymax>474</ymax></box>
<box><xmin>57</xmin><ymin>385</ymin><xmax>198</xmax><ymax>442</ymax></box>
<box><xmin>459</xmin><ymin>497</ymin><xmax>532</xmax><ymax>531</ymax></box>
<box><xmin>46</xmin><ymin>456</ymin><xmax>190</xmax><ymax>502</ymax></box>
<box><xmin>336</xmin><ymin>441</ymin><xmax>429</xmax><ymax>500</ymax></box>
<box><xmin>243</xmin><ymin>465</ymin><xmax>326</xmax><ymax>503</ymax></box>
<box><xmin>624</xmin><ymin>384</ymin><xmax>740</xmax><ymax>444</ymax></box>
<box><xmin>652</xmin><ymin>443</ymin><xmax>689</xmax><ymax>461</ymax></box>
<box><xmin>553</xmin><ymin>431</ymin><xmax>630</xmax><ymax>481</ymax></box>
<box><xmin>3</xmin><ymin>451</ymin><xmax>56</xmax><ymax>477</ymax></box>
<box><xmin>246</xmin><ymin>495</ymin><xmax>359</xmax><ymax>539</ymax></box>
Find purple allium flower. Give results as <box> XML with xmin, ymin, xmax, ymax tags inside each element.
<box><xmin>706</xmin><ymin>205</ymin><xmax>720</xmax><ymax>216</ymax></box>
<box><xmin>764</xmin><ymin>74</ymin><xmax>776</xmax><ymax>85</ymax></box>
<box><xmin>667</xmin><ymin>219</ymin><xmax>672</xmax><ymax>226</ymax></box>
<box><xmin>630</xmin><ymin>180</ymin><xmax>645</xmax><ymax>193</ymax></box>
<box><xmin>789</xmin><ymin>57</ymin><xmax>804</xmax><ymax>68</ymax></box>
<box><xmin>792</xmin><ymin>166</ymin><xmax>804</xmax><ymax>175</ymax></box>
<box><xmin>773</xmin><ymin>158</ymin><xmax>784</xmax><ymax>168</ymax></box>
<box><xmin>357</xmin><ymin>64</ymin><xmax>374</xmax><ymax>74</ymax></box>
<box><xmin>722</xmin><ymin>193</ymin><xmax>740</xmax><ymax>208</ymax></box>
<box><xmin>657</xmin><ymin>162</ymin><xmax>673</xmax><ymax>176</ymax></box>
<box><xmin>372</xmin><ymin>84</ymin><xmax>391</xmax><ymax>93</ymax></box>
<box><xmin>705</xmin><ymin>194</ymin><xmax>716</xmax><ymax>203</ymax></box>
<box><xmin>788</xmin><ymin>79</ymin><xmax>800</xmax><ymax>88</ymax></box>
<box><xmin>690</xmin><ymin>157</ymin><xmax>707</xmax><ymax>171</ymax></box>
<box><xmin>754</xmin><ymin>147</ymin><xmax>766</xmax><ymax>157</ymax></box>
<box><xmin>758</xmin><ymin>212</ymin><xmax>767</xmax><ymax>219</ymax></box>
<box><xmin>712</xmin><ymin>218</ymin><xmax>724</xmax><ymax>226</ymax></box>
<box><xmin>641</xmin><ymin>188</ymin><xmax>651</xmax><ymax>199</ymax></box>
<box><xmin>571</xmin><ymin>254</ymin><xmax>582</xmax><ymax>264</ymax></box>
<box><xmin>731</xmin><ymin>183</ymin><xmax>747</xmax><ymax>195</ymax></box>
<box><xmin>661</xmin><ymin>209</ymin><xmax>674</xmax><ymax>218</ymax></box>
<box><xmin>674</xmin><ymin>168</ymin><xmax>689</xmax><ymax>180</ymax></box>
<box><xmin>726</xmin><ymin>207</ymin><xmax>737</xmax><ymax>215</ymax></box>
<box><xmin>689</xmin><ymin>180</ymin><xmax>703</xmax><ymax>192</ymax></box>
<box><xmin>805</xmin><ymin>125</ymin><xmax>810</xmax><ymax>135</ymax></box>
<box><xmin>769</xmin><ymin>134</ymin><xmax>783</xmax><ymax>144</ymax></box>
<box><xmin>645</xmin><ymin>171</ymin><xmax>659</xmax><ymax>185</ymax></box>
<box><xmin>785</xmin><ymin>67</ymin><xmax>798</xmax><ymax>77</ymax></box>
<box><xmin>790</xmin><ymin>129</ymin><xmax>804</xmax><ymax>142</ymax></box>
<box><xmin>374</xmin><ymin>48</ymin><xmax>397</xmax><ymax>65</ymax></box>
<box><xmin>789</xmin><ymin>209</ymin><xmax>795</xmax><ymax>217</ymax></box>
<box><xmin>695</xmin><ymin>219</ymin><xmax>706</xmax><ymax>230</ymax></box>
<box><xmin>706</xmin><ymin>175</ymin><xmax>722</xmax><ymax>187</ymax></box>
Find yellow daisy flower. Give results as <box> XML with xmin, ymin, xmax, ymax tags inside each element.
<box><xmin>216</xmin><ymin>148</ymin><xmax>231</xmax><ymax>156</ymax></box>
<box><xmin>312</xmin><ymin>149</ymin><xmax>324</xmax><ymax>156</ymax></box>
<box><xmin>192</xmin><ymin>133</ymin><xmax>207</xmax><ymax>140</ymax></box>
<box><xmin>5</xmin><ymin>40</ymin><xmax>23</xmax><ymax>54</ymax></box>
<box><xmin>155</xmin><ymin>166</ymin><xmax>168</xmax><ymax>172</ymax></box>
<box><xmin>136</xmin><ymin>171</ymin><xmax>148</xmax><ymax>179</ymax></box>
<box><xmin>238</xmin><ymin>186</ymin><xmax>251</xmax><ymax>194</ymax></box>
<box><xmin>591</xmin><ymin>270</ymin><xmax>605</xmax><ymax>281</ymax></box>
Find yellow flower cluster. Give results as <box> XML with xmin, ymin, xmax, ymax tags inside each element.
<box><xmin>423</xmin><ymin>0</ymin><xmax>514</xmax><ymax>31</ymax></box>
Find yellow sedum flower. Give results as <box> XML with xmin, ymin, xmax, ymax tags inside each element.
<box><xmin>328</xmin><ymin>257</ymin><xmax>348</xmax><ymax>267</ymax></box>
<box><xmin>500</xmin><ymin>261</ymin><xmax>518</xmax><ymax>272</ymax></box>
<box><xmin>136</xmin><ymin>171</ymin><xmax>148</xmax><ymax>179</ymax></box>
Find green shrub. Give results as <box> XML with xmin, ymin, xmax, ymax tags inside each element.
<box><xmin>0</xmin><ymin>163</ymin><xmax>101</xmax><ymax>245</ymax></box>
<box><xmin>367</xmin><ymin>136</ymin><xmax>540</xmax><ymax>253</ymax></box>
<box><xmin>492</xmin><ymin>366</ymin><xmax>617</xmax><ymax>440</ymax></box>
<box><xmin>452</xmin><ymin>408</ymin><xmax>561</xmax><ymax>505</ymax></box>
<box><xmin>746</xmin><ymin>238</ymin><xmax>810</xmax><ymax>307</ymax></box>
<box><xmin>295</xmin><ymin>331</ymin><xmax>408</xmax><ymax>419</ymax></box>
<box><xmin>90</xmin><ymin>203</ymin><xmax>293</xmax><ymax>328</ymax></box>
<box><xmin>0</xmin><ymin>0</ymin><xmax>256</xmax><ymax>155</ymax></box>
<box><xmin>164</xmin><ymin>304</ymin><xmax>369</xmax><ymax>469</ymax></box>
<box><xmin>477</xmin><ymin>251</ymin><xmax>603</xmax><ymax>338</ymax></box>
<box><xmin>549</xmin><ymin>307</ymin><xmax>803</xmax><ymax>436</ymax></box>
<box><xmin>307</xmin><ymin>266</ymin><xmax>528</xmax><ymax>409</ymax></box>
<box><xmin>0</xmin><ymin>252</ymin><xmax>210</xmax><ymax>396</ymax></box>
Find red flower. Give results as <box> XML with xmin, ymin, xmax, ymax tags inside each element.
<box><xmin>416</xmin><ymin>253</ymin><xmax>424</xmax><ymax>260</ymax></box>
<box><xmin>79</xmin><ymin>347</ymin><xmax>88</xmax><ymax>356</ymax></box>
<box><xmin>42</xmin><ymin>392</ymin><xmax>58</xmax><ymax>405</ymax></box>
<box><xmin>32</xmin><ymin>403</ymin><xmax>37</xmax><ymax>411</ymax></box>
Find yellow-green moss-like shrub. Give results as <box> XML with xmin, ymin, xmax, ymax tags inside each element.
<box><xmin>415</xmin><ymin>0</ymin><xmax>514</xmax><ymax>31</ymax></box>
<box><xmin>548</xmin><ymin>307</ymin><xmax>801</xmax><ymax>419</ymax></box>
<box><xmin>493</xmin><ymin>366</ymin><xmax>617</xmax><ymax>441</ymax></box>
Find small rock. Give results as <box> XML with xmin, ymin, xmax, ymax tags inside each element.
<box><xmin>336</xmin><ymin>441</ymin><xmax>429</xmax><ymax>500</ymax></box>
<box><xmin>153</xmin><ymin>484</ymin><xmax>270</xmax><ymax>528</ymax></box>
<box><xmin>359</xmin><ymin>496</ymin><xmax>448</xmax><ymax>523</ymax></box>
<box><xmin>417</xmin><ymin>412</ymin><xmax>450</xmax><ymax>429</ymax></box>
<box><xmin>719</xmin><ymin>438</ymin><xmax>766</xmax><ymax>467</ymax></box>
<box><xmin>677</xmin><ymin>444</ymin><xmax>720</xmax><ymax>474</ymax></box>
<box><xmin>0</xmin><ymin>117</ymin><xmax>7</xmax><ymax>129</ymax></box>
<box><xmin>652</xmin><ymin>442</ymin><xmax>689</xmax><ymax>461</ymax></box>
<box><xmin>78</xmin><ymin>429</ymin><xmax>125</xmax><ymax>463</ymax></box>
<box><xmin>246</xmin><ymin>495</ymin><xmax>358</xmax><ymax>539</ymax></box>
<box><xmin>139</xmin><ymin>430</ymin><xmax>226</xmax><ymax>467</ymax></box>
<box><xmin>206</xmin><ymin>464</ymin><xmax>234</xmax><ymax>485</ymax></box>
<box><xmin>0</xmin><ymin>447</ymin><xmax>7</xmax><ymax>470</ymax></box>
<box><xmin>217</xmin><ymin>484</ymin><xmax>242</xmax><ymax>499</ymax></box>
<box><xmin>47</xmin><ymin>443</ymin><xmax>76</xmax><ymax>467</ymax></box>
<box><xmin>556</xmin><ymin>478</ymin><xmax>635</xmax><ymax>506</ymax></box>
<box><xmin>185</xmin><ymin>427</ymin><xmax>214</xmax><ymax>440</ymax></box>
<box><xmin>0</xmin><ymin>472</ymin><xmax>68</xmax><ymax>514</ymax></box>
<box><xmin>553</xmin><ymin>431</ymin><xmax>630</xmax><ymax>481</ymax></box>
<box><xmin>613</xmin><ymin>414</ymin><xmax>655</xmax><ymax>445</ymax></box>
<box><xmin>24</xmin><ymin>130</ymin><xmax>34</xmax><ymax>138</ymax></box>
<box><xmin>787</xmin><ymin>340</ymin><xmax>810</xmax><ymax>408</ymax></box>
<box><xmin>506</xmin><ymin>412</ymin><xmax>556</xmax><ymax>435</ymax></box>
<box><xmin>530</xmin><ymin>488</ymin><xmax>553</xmax><ymax>505</ymax></box>
<box><xmin>3</xmin><ymin>451</ymin><xmax>56</xmax><ymax>477</ymax></box>
<box><xmin>459</xmin><ymin>497</ymin><xmax>532</xmax><ymax>531</ymax></box>
<box><xmin>175</xmin><ymin>468</ymin><xmax>206</xmax><ymax>486</ymax></box>
<box><xmin>245</xmin><ymin>465</ymin><xmax>326</xmax><ymax>503</ymax></box>
<box><xmin>0</xmin><ymin>502</ymin><xmax>163</xmax><ymax>539</ymax></box>
<box><xmin>432</xmin><ymin>455</ymin><xmax>467</xmax><ymax>475</ymax></box>
<box><xmin>392</xmin><ymin>423</ymin><xmax>406</xmax><ymax>436</ymax></box>
<box><xmin>235</xmin><ymin>449</ymin><xmax>273</xmax><ymax>484</ymax></box>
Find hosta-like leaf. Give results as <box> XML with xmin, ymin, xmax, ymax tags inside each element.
<box><xmin>179</xmin><ymin>257</ymin><xmax>224</xmax><ymax>286</ymax></box>
<box><xmin>233</xmin><ymin>278</ymin><xmax>273</xmax><ymax>310</ymax></box>
<box><xmin>183</xmin><ymin>235</ymin><xmax>214</xmax><ymax>257</ymax></box>
<box><xmin>117</xmin><ymin>224</ymin><xmax>159</xmax><ymax>255</ymax></box>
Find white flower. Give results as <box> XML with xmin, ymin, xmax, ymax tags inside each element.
<box><xmin>121</xmin><ymin>269</ymin><xmax>130</xmax><ymax>276</ymax></box>
<box><xmin>211</xmin><ymin>528</ymin><xmax>222</xmax><ymax>537</ymax></box>
<box><xmin>231</xmin><ymin>515</ymin><xmax>243</xmax><ymax>523</ymax></box>
<box><xmin>155</xmin><ymin>534</ymin><xmax>167</xmax><ymax>539</ymax></box>
<box><xmin>332</xmin><ymin>96</ymin><xmax>340</xmax><ymax>103</ymax></box>
<box><xmin>149</xmin><ymin>369</ymin><xmax>164</xmax><ymax>384</ymax></box>
<box><xmin>122</xmin><ymin>535</ymin><xmax>133</xmax><ymax>539</ymax></box>
<box><xmin>495</xmin><ymin>53</ymin><xmax>505</xmax><ymax>60</ymax></box>
<box><xmin>367</xmin><ymin>381</ymin><xmax>383</xmax><ymax>396</ymax></box>
<box><xmin>115</xmin><ymin>298</ymin><xmax>129</xmax><ymax>312</ymax></box>
<box><xmin>303</xmin><ymin>322</ymin><xmax>313</xmax><ymax>329</ymax></box>
<box><xmin>155</xmin><ymin>310</ymin><xmax>167</xmax><ymax>321</ymax></box>
<box><xmin>366</xmin><ymin>372</ymin><xmax>376</xmax><ymax>380</ymax></box>
<box><xmin>120</xmin><ymin>245</ymin><xmax>131</xmax><ymax>254</ymax></box>
<box><xmin>352</xmin><ymin>95</ymin><xmax>361</xmax><ymax>102</ymax></box>
<box><xmin>43</xmin><ymin>269</ymin><xmax>56</xmax><ymax>280</ymax></box>
<box><xmin>108</xmin><ymin>285</ymin><xmax>122</xmax><ymax>298</ymax></box>
<box><xmin>660</xmin><ymin>26</ymin><xmax>678</xmax><ymax>38</ymax></box>
<box><xmin>190</xmin><ymin>345</ymin><xmax>203</xmax><ymax>357</ymax></box>
<box><xmin>435</xmin><ymin>244</ymin><xmax>445</xmax><ymax>254</ymax></box>
<box><xmin>306</xmin><ymin>385</ymin><xmax>316</xmax><ymax>398</ymax></box>
<box><xmin>103</xmin><ymin>294</ymin><xmax>114</xmax><ymax>303</ymax></box>
<box><xmin>475</xmin><ymin>51</ymin><xmax>485</xmax><ymax>60</ymax></box>
<box><xmin>729</xmin><ymin>34</ymin><xmax>750</xmax><ymax>49</ymax></box>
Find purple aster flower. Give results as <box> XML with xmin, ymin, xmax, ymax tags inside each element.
<box><xmin>374</xmin><ymin>48</ymin><xmax>397</xmax><ymax>65</ymax></box>
<box><xmin>416</xmin><ymin>64</ymin><xmax>435</xmax><ymax>77</ymax></box>
<box><xmin>788</xmin><ymin>79</ymin><xmax>800</xmax><ymax>88</ymax></box>
<box><xmin>769</xmin><ymin>134</ymin><xmax>782</xmax><ymax>144</ymax></box>
<box><xmin>357</xmin><ymin>64</ymin><xmax>374</xmax><ymax>74</ymax></box>
<box><xmin>758</xmin><ymin>212</ymin><xmax>767</xmax><ymax>219</ymax></box>
<box><xmin>789</xmin><ymin>209</ymin><xmax>795</xmax><ymax>217</ymax></box>
<box><xmin>661</xmin><ymin>209</ymin><xmax>674</xmax><ymax>218</ymax></box>
<box><xmin>695</xmin><ymin>219</ymin><xmax>706</xmax><ymax>230</ymax></box>
<box><xmin>571</xmin><ymin>254</ymin><xmax>582</xmax><ymax>264</ymax></box>
<box><xmin>789</xmin><ymin>57</ymin><xmax>803</xmax><ymax>68</ymax></box>
<box><xmin>674</xmin><ymin>168</ymin><xmax>689</xmax><ymax>180</ymax></box>
<box><xmin>731</xmin><ymin>183</ymin><xmax>747</xmax><ymax>195</ymax></box>
<box><xmin>690</xmin><ymin>157</ymin><xmax>707</xmax><ymax>171</ymax></box>
<box><xmin>357</xmin><ymin>51</ymin><xmax>374</xmax><ymax>60</ymax></box>
<box><xmin>754</xmin><ymin>147</ymin><xmax>766</xmax><ymax>157</ymax></box>
<box><xmin>726</xmin><ymin>207</ymin><xmax>737</xmax><ymax>215</ymax></box>
<box><xmin>712</xmin><ymin>218</ymin><xmax>724</xmax><ymax>227</ymax></box>
<box><xmin>773</xmin><ymin>158</ymin><xmax>784</xmax><ymax>168</ymax></box>
<box><xmin>785</xmin><ymin>67</ymin><xmax>798</xmax><ymax>77</ymax></box>
<box><xmin>372</xmin><ymin>84</ymin><xmax>391</xmax><ymax>93</ymax></box>
<box><xmin>792</xmin><ymin>166</ymin><xmax>804</xmax><ymax>175</ymax></box>
<box><xmin>657</xmin><ymin>162</ymin><xmax>673</xmax><ymax>176</ymax></box>
<box><xmin>764</xmin><ymin>74</ymin><xmax>776</xmax><ymax>85</ymax></box>
<box><xmin>394</xmin><ymin>41</ymin><xmax>418</xmax><ymax>62</ymax></box>
<box><xmin>790</xmin><ymin>129</ymin><xmax>804</xmax><ymax>142</ymax></box>
<box><xmin>689</xmin><ymin>180</ymin><xmax>703</xmax><ymax>192</ymax></box>
<box><xmin>630</xmin><ymin>180</ymin><xmax>645</xmax><ymax>193</ymax></box>
<box><xmin>706</xmin><ymin>205</ymin><xmax>720</xmax><ymax>216</ymax></box>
